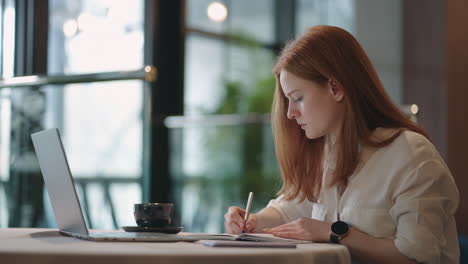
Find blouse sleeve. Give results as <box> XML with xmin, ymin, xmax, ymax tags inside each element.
<box><xmin>266</xmin><ymin>194</ymin><xmax>313</xmax><ymax>223</ymax></box>
<box><xmin>390</xmin><ymin>158</ymin><xmax>459</xmax><ymax>264</ymax></box>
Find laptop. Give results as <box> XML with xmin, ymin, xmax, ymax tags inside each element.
<box><xmin>31</xmin><ymin>128</ymin><xmax>198</xmax><ymax>242</ymax></box>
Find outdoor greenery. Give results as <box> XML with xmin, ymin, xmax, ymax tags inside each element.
<box><xmin>172</xmin><ymin>32</ymin><xmax>282</xmax><ymax>232</ymax></box>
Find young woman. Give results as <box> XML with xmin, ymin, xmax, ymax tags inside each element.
<box><xmin>224</xmin><ymin>25</ymin><xmax>459</xmax><ymax>264</ymax></box>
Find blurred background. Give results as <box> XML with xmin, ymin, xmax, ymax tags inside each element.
<box><xmin>0</xmin><ymin>0</ymin><xmax>467</xmax><ymax>236</ymax></box>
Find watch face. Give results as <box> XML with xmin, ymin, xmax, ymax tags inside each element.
<box><xmin>331</xmin><ymin>221</ymin><xmax>349</xmax><ymax>235</ymax></box>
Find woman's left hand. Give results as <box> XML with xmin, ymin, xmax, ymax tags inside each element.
<box><xmin>263</xmin><ymin>217</ymin><xmax>331</xmax><ymax>242</ymax></box>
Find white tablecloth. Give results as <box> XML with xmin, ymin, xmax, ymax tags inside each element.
<box><xmin>0</xmin><ymin>228</ymin><xmax>351</xmax><ymax>264</ymax></box>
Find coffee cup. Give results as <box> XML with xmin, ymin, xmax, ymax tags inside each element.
<box><xmin>134</xmin><ymin>203</ymin><xmax>174</xmax><ymax>228</ymax></box>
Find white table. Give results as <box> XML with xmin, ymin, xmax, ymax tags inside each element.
<box><xmin>0</xmin><ymin>228</ymin><xmax>351</xmax><ymax>264</ymax></box>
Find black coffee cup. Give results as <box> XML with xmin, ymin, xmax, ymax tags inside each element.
<box><xmin>134</xmin><ymin>203</ymin><xmax>174</xmax><ymax>228</ymax></box>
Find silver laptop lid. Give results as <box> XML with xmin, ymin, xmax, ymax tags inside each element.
<box><xmin>31</xmin><ymin>128</ymin><xmax>89</xmax><ymax>236</ymax></box>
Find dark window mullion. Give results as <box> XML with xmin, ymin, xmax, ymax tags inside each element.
<box><xmin>143</xmin><ymin>0</ymin><xmax>185</xmax><ymax>205</ymax></box>
<box><xmin>14</xmin><ymin>0</ymin><xmax>48</xmax><ymax>76</ymax></box>
<box><xmin>8</xmin><ymin>0</ymin><xmax>48</xmax><ymax>227</ymax></box>
<box><xmin>274</xmin><ymin>0</ymin><xmax>296</xmax><ymax>53</ymax></box>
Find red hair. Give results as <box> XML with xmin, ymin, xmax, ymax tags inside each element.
<box><xmin>272</xmin><ymin>25</ymin><xmax>429</xmax><ymax>202</ymax></box>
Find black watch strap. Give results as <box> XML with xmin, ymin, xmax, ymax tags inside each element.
<box><xmin>329</xmin><ymin>232</ymin><xmax>341</xmax><ymax>243</ymax></box>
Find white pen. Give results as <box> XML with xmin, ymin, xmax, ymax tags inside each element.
<box><xmin>242</xmin><ymin>192</ymin><xmax>254</xmax><ymax>233</ymax></box>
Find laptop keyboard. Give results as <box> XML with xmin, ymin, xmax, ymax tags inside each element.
<box><xmin>88</xmin><ymin>231</ymin><xmax>198</xmax><ymax>242</ymax></box>
<box><xmin>91</xmin><ymin>231</ymin><xmax>176</xmax><ymax>238</ymax></box>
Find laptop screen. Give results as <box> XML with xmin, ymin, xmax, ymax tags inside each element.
<box><xmin>32</xmin><ymin>128</ymin><xmax>89</xmax><ymax>236</ymax></box>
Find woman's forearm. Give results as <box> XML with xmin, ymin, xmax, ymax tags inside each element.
<box><xmin>341</xmin><ymin>227</ymin><xmax>417</xmax><ymax>264</ymax></box>
<box><xmin>254</xmin><ymin>207</ymin><xmax>418</xmax><ymax>263</ymax></box>
<box><xmin>253</xmin><ymin>207</ymin><xmax>286</xmax><ymax>232</ymax></box>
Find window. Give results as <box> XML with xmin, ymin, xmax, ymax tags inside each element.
<box><xmin>170</xmin><ymin>0</ymin><xmax>279</xmax><ymax>233</ymax></box>
<box><xmin>0</xmin><ymin>0</ymin><xmax>16</xmax><ymax>227</ymax></box>
<box><xmin>0</xmin><ymin>0</ymin><xmax>146</xmax><ymax>229</ymax></box>
<box><xmin>46</xmin><ymin>0</ymin><xmax>145</xmax><ymax>229</ymax></box>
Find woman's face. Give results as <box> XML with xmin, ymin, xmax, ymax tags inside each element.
<box><xmin>280</xmin><ymin>70</ymin><xmax>345</xmax><ymax>139</ymax></box>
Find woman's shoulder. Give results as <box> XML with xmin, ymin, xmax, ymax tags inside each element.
<box><xmin>366</xmin><ymin>128</ymin><xmax>456</xmax><ymax>197</ymax></box>
<box><xmin>371</xmin><ymin>128</ymin><xmax>458</xmax><ymax>211</ymax></box>
<box><xmin>373</xmin><ymin>127</ymin><xmax>436</xmax><ymax>156</ymax></box>
<box><xmin>371</xmin><ymin>127</ymin><xmax>445</xmax><ymax>170</ymax></box>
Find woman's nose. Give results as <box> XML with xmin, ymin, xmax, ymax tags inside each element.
<box><xmin>287</xmin><ymin>103</ymin><xmax>299</xmax><ymax>119</ymax></box>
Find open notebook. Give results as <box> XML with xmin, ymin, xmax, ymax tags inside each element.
<box><xmin>181</xmin><ymin>233</ymin><xmax>312</xmax><ymax>244</ymax></box>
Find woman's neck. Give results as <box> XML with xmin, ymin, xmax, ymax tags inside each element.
<box><xmin>324</xmin><ymin>133</ymin><xmax>338</xmax><ymax>171</ymax></box>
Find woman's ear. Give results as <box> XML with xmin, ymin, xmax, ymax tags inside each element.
<box><xmin>328</xmin><ymin>79</ymin><xmax>344</xmax><ymax>102</ymax></box>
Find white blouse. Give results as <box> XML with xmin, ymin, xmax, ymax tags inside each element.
<box><xmin>267</xmin><ymin>128</ymin><xmax>460</xmax><ymax>264</ymax></box>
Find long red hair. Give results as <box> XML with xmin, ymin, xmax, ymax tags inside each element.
<box><xmin>272</xmin><ymin>25</ymin><xmax>429</xmax><ymax>202</ymax></box>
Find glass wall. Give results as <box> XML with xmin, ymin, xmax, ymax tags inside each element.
<box><xmin>173</xmin><ymin>0</ymin><xmax>279</xmax><ymax>233</ymax></box>
<box><xmin>184</xmin><ymin>0</ymin><xmax>275</xmax><ymax>116</ymax></box>
<box><xmin>0</xmin><ymin>0</ymin><xmax>145</xmax><ymax>229</ymax></box>
<box><xmin>46</xmin><ymin>0</ymin><xmax>145</xmax><ymax>229</ymax></box>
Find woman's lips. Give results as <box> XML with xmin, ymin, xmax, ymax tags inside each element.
<box><xmin>300</xmin><ymin>124</ymin><xmax>306</xmax><ymax>129</ymax></box>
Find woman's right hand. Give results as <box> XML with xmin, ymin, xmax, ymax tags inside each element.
<box><xmin>224</xmin><ymin>206</ymin><xmax>258</xmax><ymax>234</ymax></box>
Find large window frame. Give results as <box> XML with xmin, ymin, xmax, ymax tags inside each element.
<box><xmin>0</xmin><ymin>0</ymin><xmax>185</xmax><ymax>228</ymax></box>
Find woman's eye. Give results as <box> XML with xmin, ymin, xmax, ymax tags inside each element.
<box><xmin>294</xmin><ymin>96</ymin><xmax>303</xmax><ymax>103</ymax></box>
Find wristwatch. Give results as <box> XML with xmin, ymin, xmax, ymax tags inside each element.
<box><xmin>329</xmin><ymin>220</ymin><xmax>350</xmax><ymax>244</ymax></box>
